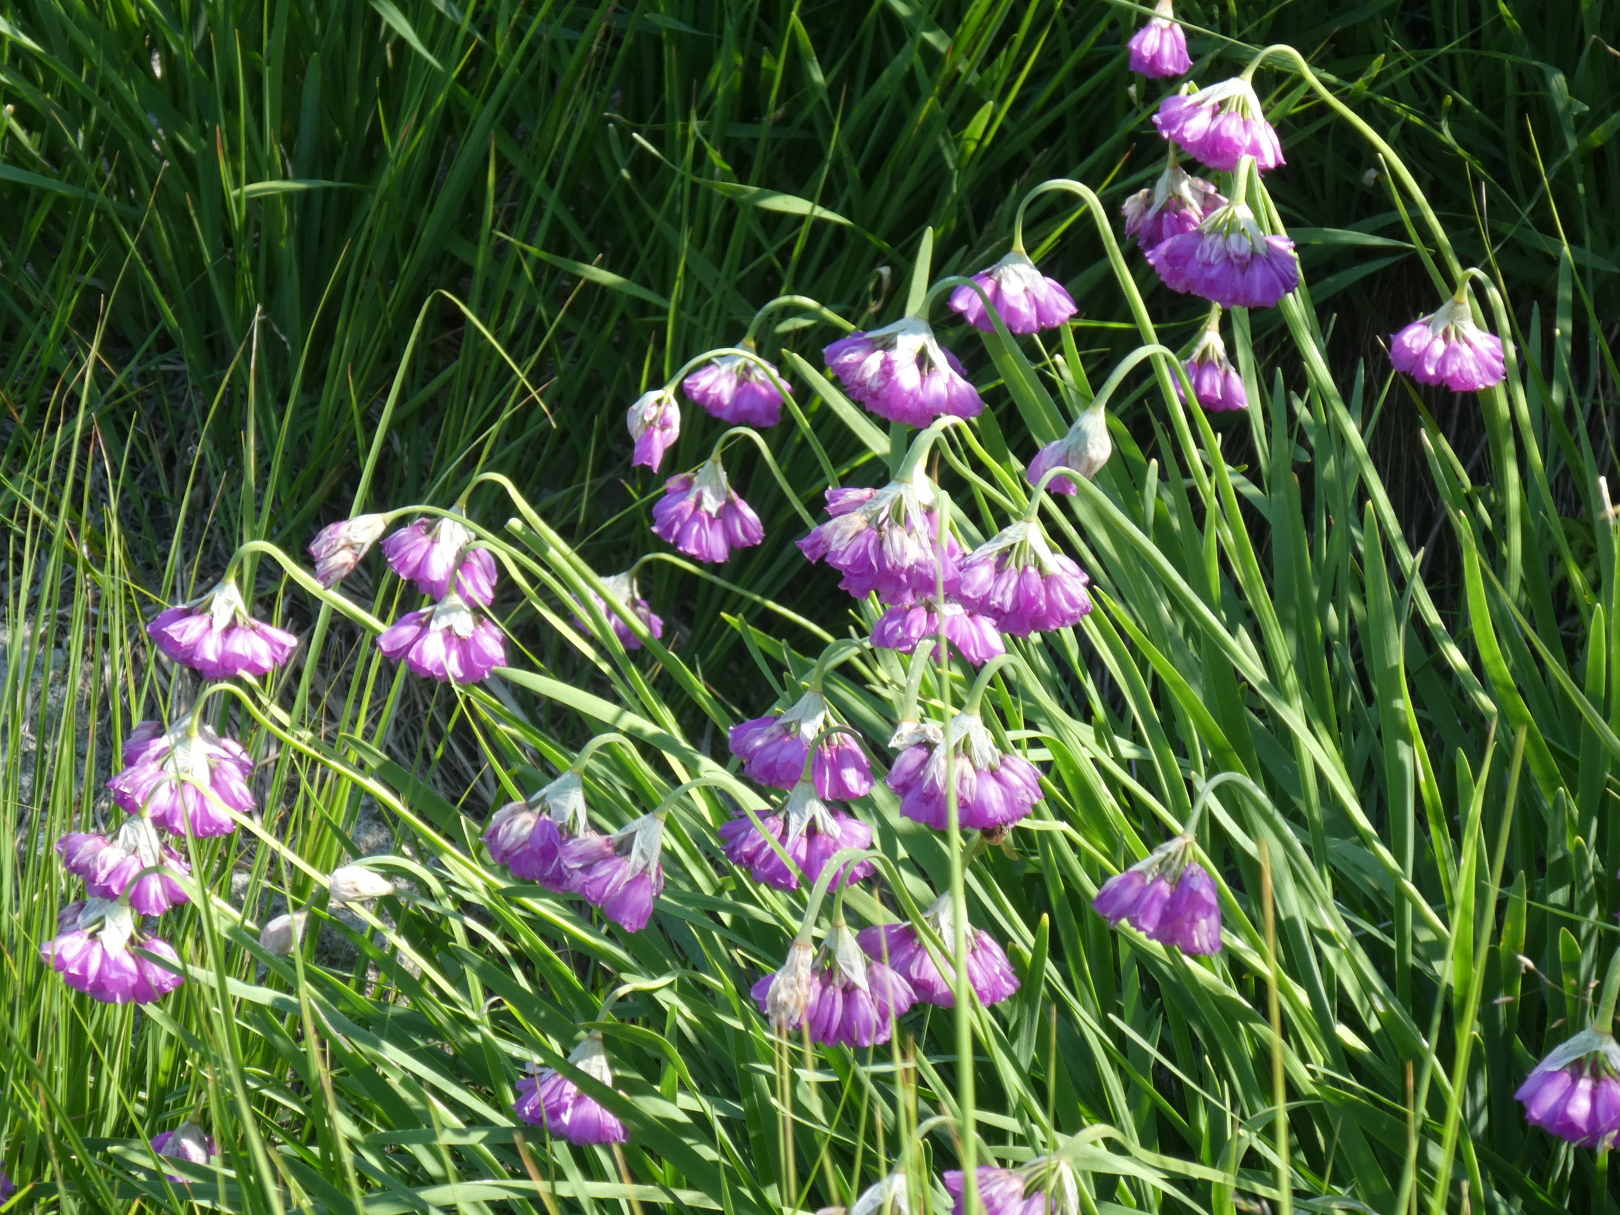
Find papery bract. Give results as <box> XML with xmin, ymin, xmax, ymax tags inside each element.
<box><xmin>308</xmin><ymin>513</ymin><xmax>388</xmax><ymax>587</ymax></box>
<box><xmin>328</xmin><ymin>864</ymin><xmax>395</xmax><ymax>903</ymax></box>
<box><xmin>1145</xmin><ymin>201</ymin><xmax>1299</xmax><ymax>309</ymax></box>
<box><xmin>1389</xmin><ymin>295</ymin><xmax>1507</xmax><ymax>392</ymax></box>
<box><xmin>56</xmin><ymin>816</ymin><xmax>190</xmax><ymax>915</ymax></box>
<box><xmin>886</xmin><ymin>714</ymin><xmax>1043</xmax><ymax>831</ymax></box>
<box><xmin>627</xmin><ymin>387</ymin><xmax>681</xmax><ymax>471</ymax></box>
<box><xmin>1026</xmin><ymin>407</ymin><xmax>1112</xmax><ymax>494</ymax></box>
<box><xmin>151</xmin><ymin>1123</ymin><xmax>219</xmax><ymax>1183</ymax></box>
<box><xmin>682</xmin><ymin>354</ymin><xmax>786</xmax><ymax>427</ymax></box>
<box><xmin>719</xmin><ymin>781</ymin><xmax>875</xmax><ymax>891</ymax></box>
<box><xmin>148</xmin><ymin>580</ymin><xmax>298</xmax><ymax>679</ymax></box>
<box><xmin>574</xmin><ymin>570</ymin><xmax>664</xmax><ymax>651</ymax></box>
<box><xmin>514</xmin><ymin>1034</ymin><xmax>629</xmax><ymax>1145</ymax></box>
<box><xmin>484</xmin><ymin>770</ymin><xmax>592</xmax><ymax>891</ymax></box>
<box><xmin>1122</xmin><ymin>164</ymin><xmax>1226</xmax><ymax>250</ymax></box>
<box><xmin>948</xmin><ymin>252</ymin><xmax>1076</xmax><ymax>334</ymax></box>
<box><xmin>377</xmin><ymin>592</ymin><xmax>507</xmax><ymax>684</ymax></box>
<box><xmin>1153</xmin><ymin>78</ymin><xmax>1284</xmax><ymax>172</ymax></box>
<box><xmin>651</xmin><ymin>458</ymin><xmax>764</xmax><ymax>563</ymax></box>
<box><xmin>824</xmin><ymin>318</ymin><xmax>982</xmax><ymax>426</ymax></box>
<box><xmin>41</xmin><ymin>900</ymin><xmax>185</xmax><ymax>1004</ymax></box>
<box><xmin>944</xmin><ymin>1157</ymin><xmax>1080</xmax><ymax>1215</ymax></box>
<box><xmin>858</xmin><ymin>893</ymin><xmax>1019</xmax><ymax>1007</ymax></box>
<box><xmin>107</xmin><ymin>720</ymin><xmax>255</xmax><ymax>838</ymax></box>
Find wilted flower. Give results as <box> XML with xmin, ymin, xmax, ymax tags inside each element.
<box><xmin>514</xmin><ymin>1033</ymin><xmax>629</xmax><ymax>1145</ymax></box>
<box><xmin>328</xmin><ymin>863</ymin><xmax>395</xmax><ymax>903</ymax></box>
<box><xmin>150</xmin><ymin>1122</ymin><xmax>219</xmax><ymax>1183</ymax></box>
<box><xmin>858</xmin><ymin>893</ymin><xmax>1019</xmax><ymax>1007</ymax></box>
<box><xmin>948</xmin><ymin>252</ymin><xmax>1076</xmax><ymax>334</ymax></box>
<box><xmin>798</xmin><ymin>474</ymin><xmax>961</xmax><ymax>600</ymax></box>
<box><xmin>870</xmin><ymin>596</ymin><xmax>1006</xmax><ymax>667</ymax></box>
<box><xmin>381</xmin><ymin>516</ymin><xmax>497</xmax><ymax>605</ymax></box>
<box><xmin>1026</xmin><ymin>407</ymin><xmax>1112</xmax><ymax>493</ymax></box>
<box><xmin>1093</xmin><ymin>834</ymin><xmax>1222</xmax><ymax>954</ymax></box>
<box><xmin>651</xmin><ymin>457</ymin><xmax>765</xmax><ymax>563</ymax></box>
<box><xmin>484</xmin><ymin>771</ymin><xmax>591</xmax><ymax>891</ymax></box>
<box><xmin>1145</xmin><ymin>201</ymin><xmax>1299</xmax><ymax>309</ymax></box>
<box><xmin>944</xmin><ymin>1157</ymin><xmax>1080</xmax><ymax>1215</ymax></box>
<box><xmin>259</xmin><ymin>912</ymin><xmax>306</xmax><ymax>956</ymax></box>
<box><xmin>1389</xmin><ymin>295</ymin><xmax>1507</xmax><ymax>392</ymax></box>
<box><xmin>824</xmin><ymin>318</ymin><xmax>982</xmax><ymax>426</ymax></box>
<box><xmin>558</xmin><ymin>814</ymin><xmax>666</xmax><ymax>932</ymax></box>
<box><xmin>1176</xmin><ymin>324</ymin><xmax>1247</xmax><ymax>411</ymax></box>
<box><xmin>376</xmin><ymin>592</ymin><xmax>507</xmax><ymax>683</ymax></box>
<box><xmin>56</xmin><ymin>817</ymin><xmax>190</xmax><ymax>916</ymax></box>
<box><xmin>1153</xmin><ymin>78</ymin><xmax>1284</xmax><ymax>172</ymax></box>
<box><xmin>308</xmin><ymin>513</ymin><xmax>389</xmax><ymax>587</ymax></box>
<box><xmin>886</xmin><ymin>714</ymin><xmax>1044</xmax><ymax>831</ymax></box>
<box><xmin>752</xmin><ymin>923</ymin><xmax>915</xmax><ymax>1047</ymax></box>
<box><xmin>627</xmin><ymin>387</ymin><xmax>681</xmax><ymax>471</ymax></box>
<box><xmin>106</xmin><ymin>719</ymin><xmax>255</xmax><ymax>838</ymax></box>
<box><xmin>954</xmin><ymin>520</ymin><xmax>1092</xmax><ymax>637</ymax></box>
<box><xmin>1121</xmin><ymin>163</ymin><xmax>1226</xmax><ymax>250</ymax></box>
<box><xmin>729</xmin><ymin>691</ymin><xmax>874</xmax><ymax>800</ymax></box>
<box><xmin>682</xmin><ymin>354</ymin><xmax>787</xmax><ymax>427</ymax></box>
<box><xmin>148</xmin><ymin>580</ymin><xmax>298</xmax><ymax>679</ymax></box>
<box><xmin>41</xmin><ymin>900</ymin><xmax>185</xmax><ymax>1004</ymax></box>
<box><xmin>1127</xmin><ymin>0</ymin><xmax>1190</xmax><ymax>78</ymax></box>
<box><xmin>758</xmin><ymin>938</ymin><xmax>816</xmax><ymax>1033</ymax></box>
<box><xmin>719</xmin><ymin>781</ymin><xmax>875</xmax><ymax>891</ymax></box>
<box><xmin>1515</xmin><ymin>1029</ymin><xmax>1620</xmax><ymax>1148</ymax></box>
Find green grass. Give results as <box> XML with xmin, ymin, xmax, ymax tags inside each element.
<box><xmin>3</xmin><ymin>0</ymin><xmax>1619</xmax><ymax>1212</ymax></box>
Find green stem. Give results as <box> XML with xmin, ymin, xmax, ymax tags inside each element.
<box><xmin>709</xmin><ymin>427</ymin><xmax>819</xmax><ymax>530</ymax></box>
<box><xmin>230</xmin><ymin>539</ymin><xmax>387</xmax><ymax>632</ymax></box>
<box><xmin>570</xmin><ymin>732</ymin><xmax>643</xmax><ymax>776</ymax></box>
<box><xmin>809</xmin><ymin>639</ymin><xmax>872</xmax><ymax>689</ymax></box>
<box><xmin>667</xmin><ymin>345</ymin><xmax>837</xmax><ymax>485</ymax></box>
<box><xmin>1595</xmin><ymin>948</ymin><xmax>1620</xmax><ymax>1031</ymax></box>
<box><xmin>742</xmin><ymin>294</ymin><xmax>855</xmax><ymax>345</ymax></box>
<box><xmin>963</xmin><ymin>653</ymin><xmax>1020</xmax><ymax>715</ymax></box>
<box><xmin>896</xmin><ymin>415</ymin><xmax>966</xmax><ymax>483</ymax></box>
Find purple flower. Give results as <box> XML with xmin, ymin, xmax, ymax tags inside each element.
<box><xmin>870</xmin><ymin>597</ymin><xmax>1006</xmax><ymax>667</ymax></box>
<box><xmin>151</xmin><ymin>1123</ymin><xmax>219</xmax><ymax>1183</ymax></box>
<box><xmin>381</xmin><ymin>516</ymin><xmax>497</xmax><ymax>604</ymax></box>
<box><xmin>1093</xmin><ymin>835</ymin><xmax>1222</xmax><ymax>954</ymax></box>
<box><xmin>557</xmin><ymin>814</ymin><xmax>666</xmax><ymax>932</ymax></box>
<box><xmin>944</xmin><ymin>1158</ymin><xmax>1079</xmax><ymax>1215</ymax></box>
<box><xmin>1026</xmin><ymin>407</ymin><xmax>1112</xmax><ymax>494</ymax></box>
<box><xmin>1127</xmin><ymin>0</ymin><xmax>1190</xmax><ymax>78</ymax></box>
<box><xmin>308</xmin><ymin>513</ymin><xmax>389</xmax><ymax>587</ymax></box>
<box><xmin>1145</xmin><ymin>202</ymin><xmax>1299</xmax><ymax>309</ymax></box>
<box><xmin>107</xmin><ymin>720</ymin><xmax>255</xmax><ymax>838</ymax></box>
<box><xmin>858</xmin><ymin>893</ymin><xmax>1019</xmax><ymax>1007</ymax></box>
<box><xmin>824</xmin><ymin>318</ymin><xmax>983</xmax><ymax>426</ymax></box>
<box><xmin>885</xmin><ymin>715</ymin><xmax>1043</xmax><ymax>832</ymax></box>
<box><xmin>1121</xmin><ymin>164</ymin><xmax>1226</xmax><ymax>251</ymax></box>
<box><xmin>56</xmin><ymin>817</ymin><xmax>190</xmax><ymax>915</ymax></box>
<box><xmin>1176</xmin><ymin>325</ymin><xmax>1247</xmax><ymax>411</ymax></box>
<box><xmin>751</xmin><ymin>923</ymin><xmax>916</xmax><ymax>1047</ymax></box>
<box><xmin>1153</xmin><ymin>78</ymin><xmax>1284</xmax><ymax>172</ymax></box>
<box><xmin>148</xmin><ymin>580</ymin><xmax>298</xmax><ymax>679</ymax></box>
<box><xmin>376</xmin><ymin>592</ymin><xmax>507</xmax><ymax>684</ymax></box>
<box><xmin>41</xmin><ymin>900</ymin><xmax>185</xmax><ymax>1004</ymax></box>
<box><xmin>1389</xmin><ymin>295</ymin><xmax>1507</xmax><ymax>392</ymax></box>
<box><xmin>948</xmin><ymin>252</ymin><xmax>1077</xmax><ymax>334</ymax></box>
<box><xmin>651</xmin><ymin>457</ymin><xmax>764</xmax><ymax>563</ymax></box>
<box><xmin>719</xmin><ymin>781</ymin><xmax>875</xmax><ymax>891</ymax></box>
<box><xmin>627</xmin><ymin>388</ymin><xmax>681</xmax><ymax>471</ymax></box>
<box><xmin>798</xmin><ymin>474</ymin><xmax>961</xmax><ymax>600</ymax></box>
<box><xmin>575</xmin><ymin>571</ymin><xmax>664</xmax><ymax>651</ymax></box>
<box><xmin>682</xmin><ymin>354</ymin><xmax>786</xmax><ymax>427</ymax></box>
<box><xmin>728</xmin><ymin>691</ymin><xmax>874</xmax><ymax>799</ymax></box>
<box><xmin>1516</xmin><ymin>1029</ymin><xmax>1620</xmax><ymax>1148</ymax></box>
<box><xmin>514</xmin><ymin>1034</ymin><xmax>629</xmax><ymax>1145</ymax></box>
<box><xmin>484</xmin><ymin>771</ymin><xmax>590</xmax><ymax>889</ymax></box>
<box><xmin>954</xmin><ymin>521</ymin><xmax>1092</xmax><ymax>637</ymax></box>
<box><xmin>0</xmin><ymin>1165</ymin><xmax>12</xmax><ymax>1201</ymax></box>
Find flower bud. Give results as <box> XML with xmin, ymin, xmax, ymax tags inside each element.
<box><xmin>328</xmin><ymin>864</ymin><xmax>395</xmax><ymax>903</ymax></box>
<box><xmin>259</xmin><ymin>911</ymin><xmax>306</xmax><ymax>955</ymax></box>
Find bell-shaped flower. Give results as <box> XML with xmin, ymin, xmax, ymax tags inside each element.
<box><xmin>1153</xmin><ymin>78</ymin><xmax>1284</xmax><ymax>172</ymax></box>
<box><xmin>870</xmin><ymin>595</ymin><xmax>1006</xmax><ymax>667</ymax></box>
<box><xmin>148</xmin><ymin>579</ymin><xmax>298</xmax><ymax>679</ymax></box>
<box><xmin>824</xmin><ymin>318</ymin><xmax>982</xmax><ymax>426</ymax></box>
<box><xmin>484</xmin><ymin>771</ymin><xmax>591</xmax><ymax>891</ymax></box>
<box><xmin>1389</xmin><ymin>295</ymin><xmax>1506</xmax><ymax>392</ymax></box>
<box><xmin>1127</xmin><ymin>0</ymin><xmax>1191</xmax><ymax>78</ymax></box>
<box><xmin>558</xmin><ymin>813</ymin><xmax>666</xmax><ymax>932</ymax></box>
<box><xmin>377</xmin><ymin>592</ymin><xmax>507</xmax><ymax>684</ymax></box>
<box><xmin>798</xmin><ymin>473</ymin><xmax>961</xmax><ymax>601</ymax></box>
<box><xmin>954</xmin><ymin>520</ymin><xmax>1092</xmax><ymax>637</ymax></box>
<box><xmin>308</xmin><ymin>513</ymin><xmax>389</xmax><ymax>587</ymax></box>
<box><xmin>573</xmin><ymin>571</ymin><xmax>664</xmax><ymax>651</ymax></box>
<box><xmin>719</xmin><ymin>781</ymin><xmax>875</xmax><ymax>892</ymax></box>
<box><xmin>1122</xmin><ymin>163</ymin><xmax>1226</xmax><ymax>251</ymax></box>
<box><xmin>514</xmin><ymin>1033</ymin><xmax>630</xmax><ymax>1145</ymax></box>
<box><xmin>751</xmin><ymin>922</ymin><xmax>915</xmax><ymax>1047</ymax></box>
<box><xmin>1145</xmin><ymin>201</ymin><xmax>1299</xmax><ymax>309</ymax></box>
<box><xmin>627</xmin><ymin>387</ymin><xmax>681</xmax><ymax>471</ymax></box>
<box><xmin>651</xmin><ymin>456</ymin><xmax>764</xmax><ymax>563</ymax></box>
<box><xmin>1026</xmin><ymin>407</ymin><xmax>1112</xmax><ymax>494</ymax></box>
<box><xmin>858</xmin><ymin>893</ymin><xmax>1019</xmax><ymax>1007</ymax></box>
<box><xmin>1093</xmin><ymin>834</ymin><xmax>1222</xmax><ymax>954</ymax></box>
<box><xmin>107</xmin><ymin>719</ymin><xmax>255</xmax><ymax>838</ymax></box>
<box><xmin>381</xmin><ymin>516</ymin><xmax>497</xmax><ymax>604</ymax></box>
<box><xmin>1176</xmin><ymin>324</ymin><xmax>1247</xmax><ymax>411</ymax></box>
<box><xmin>1515</xmin><ymin>1028</ymin><xmax>1620</xmax><ymax>1148</ymax></box>
<box><xmin>56</xmin><ymin>816</ymin><xmax>190</xmax><ymax>915</ymax></box>
<box><xmin>886</xmin><ymin>714</ymin><xmax>1044</xmax><ymax>831</ymax></box>
<box><xmin>682</xmin><ymin>354</ymin><xmax>786</xmax><ymax>427</ymax></box>
<box><xmin>728</xmin><ymin>691</ymin><xmax>873</xmax><ymax>799</ymax></box>
<box><xmin>948</xmin><ymin>252</ymin><xmax>1076</xmax><ymax>334</ymax></box>
<box><xmin>41</xmin><ymin>899</ymin><xmax>185</xmax><ymax>1004</ymax></box>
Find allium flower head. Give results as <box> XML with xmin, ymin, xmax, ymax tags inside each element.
<box><xmin>682</xmin><ymin>353</ymin><xmax>786</xmax><ymax>427</ymax></box>
<box><xmin>751</xmin><ymin>923</ymin><xmax>916</xmax><ymax>1047</ymax></box>
<box><xmin>574</xmin><ymin>570</ymin><xmax>664</xmax><ymax>651</ymax></box>
<box><xmin>484</xmin><ymin>770</ymin><xmax>591</xmax><ymax>890</ymax></box>
<box><xmin>514</xmin><ymin>1033</ymin><xmax>629</xmax><ymax>1145</ymax></box>
<box><xmin>758</xmin><ymin>938</ymin><xmax>816</xmax><ymax>1033</ymax></box>
<box><xmin>1121</xmin><ymin>163</ymin><xmax>1226</xmax><ymax>251</ymax></box>
<box><xmin>719</xmin><ymin>780</ymin><xmax>875</xmax><ymax>892</ymax></box>
<box><xmin>870</xmin><ymin>596</ymin><xmax>1006</xmax><ymax>667</ymax></box>
<box><xmin>1127</xmin><ymin>0</ymin><xmax>1191</xmax><ymax>78</ymax></box>
<box><xmin>728</xmin><ymin>691</ymin><xmax>874</xmax><ymax>800</ymax></box>
<box><xmin>41</xmin><ymin>899</ymin><xmax>185</xmax><ymax>1004</ymax></box>
<box><xmin>948</xmin><ymin>252</ymin><xmax>1077</xmax><ymax>334</ymax></box>
<box><xmin>148</xmin><ymin>580</ymin><xmax>298</xmax><ymax>679</ymax></box>
<box><xmin>886</xmin><ymin>714</ymin><xmax>1043</xmax><ymax>832</ymax></box>
<box><xmin>377</xmin><ymin>592</ymin><xmax>507</xmax><ymax>684</ymax></box>
<box><xmin>1145</xmin><ymin>201</ymin><xmax>1299</xmax><ymax>309</ymax></box>
<box><xmin>858</xmin><ymin>893</ymin><xmax>1019</xmax><ymax>1007</ymax></box>
<box><xmin>381</xmin><ymin>516</ymin><xmax>497</xmax><ymax>604</ymax></box>
<box><xmin>0</xmin><ymin>1165</ymin><xmax>12</xmax><ymax>1201</ymax></box>
<box><xmin>308</xmin><ymin>513</ymin><xmax>389</xmax><ymax>587</ymax></box>
<box><xmin>56</xmin><ymin>816</ymin><xmax>190</xmax><ymax>916</ymax></box>
<box><xmin>1515</xmin><ymin>1028</ymin><xmax>1620</xmax><ymax>1148</ymax></box>
<box><xmin>107</xmin><ymin>719</ymin><xmax>255</xmax><ymax>838</ymax></box>
<box><xmin>1093</xmin><ymin>834</ymin><xmax>1222</xmax><ymax>954</ymax></box>
<box><xmin>151</xmin><ymin>1122</ymin><xmax>219</xmax><ymax>1182</ymax></box>
<box><xmin>651</xmin><ymin>457</ymin><xmax>764</xmax><ymax>563</ymax></box>
<box><xmin>1389</xmin><ymin>295</ymin><xmax>1507</xmax><ymax>392</ymax></box>
<box><xmin>824</xmin><ymin>317</ymin><xmax>983</xmax><ymax>426</ymax></box>
<box><xmin>1026</xmin><ymin>407</ymin><xmax>1112</xmax><ymax>494</ymax></box>
<box><xmin>558</xmin><ymin>813</ymin><xmax>666</xmax><ymax>932</ymax></box>
<box><xmin>627</xmin><ymin>387</ymin><xmax>681</xmax><ymax>471</ymax></box>
<box><xmin>1153</xmin><ymin>78</ymin><xmax>1284</xmax><ymax>172</ymax></box>
<box><xmin>1176</xmin><ymin>325</ymin><xmax>1247</xmax><ymax>411</ymax></box>
<box><xmin>944</xmin><ymin>1157</ymin><xmax>1080</xmax><ymax>1215</ymax></box>
<box><xmin>954</xmin><ymin>520</ymin><xmax>1092</xmax><ymax>637</ymax></box>
<box><xmin>798</xmin><ymin>473</ymin><xmax>961</xmax><ymax>600</ymax></box>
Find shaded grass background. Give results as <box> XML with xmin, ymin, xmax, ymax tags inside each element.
<box><xmin>2</xmin><ymin>0</ymin><xmax>1618</xmax><ymax>1211</ymax></box>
